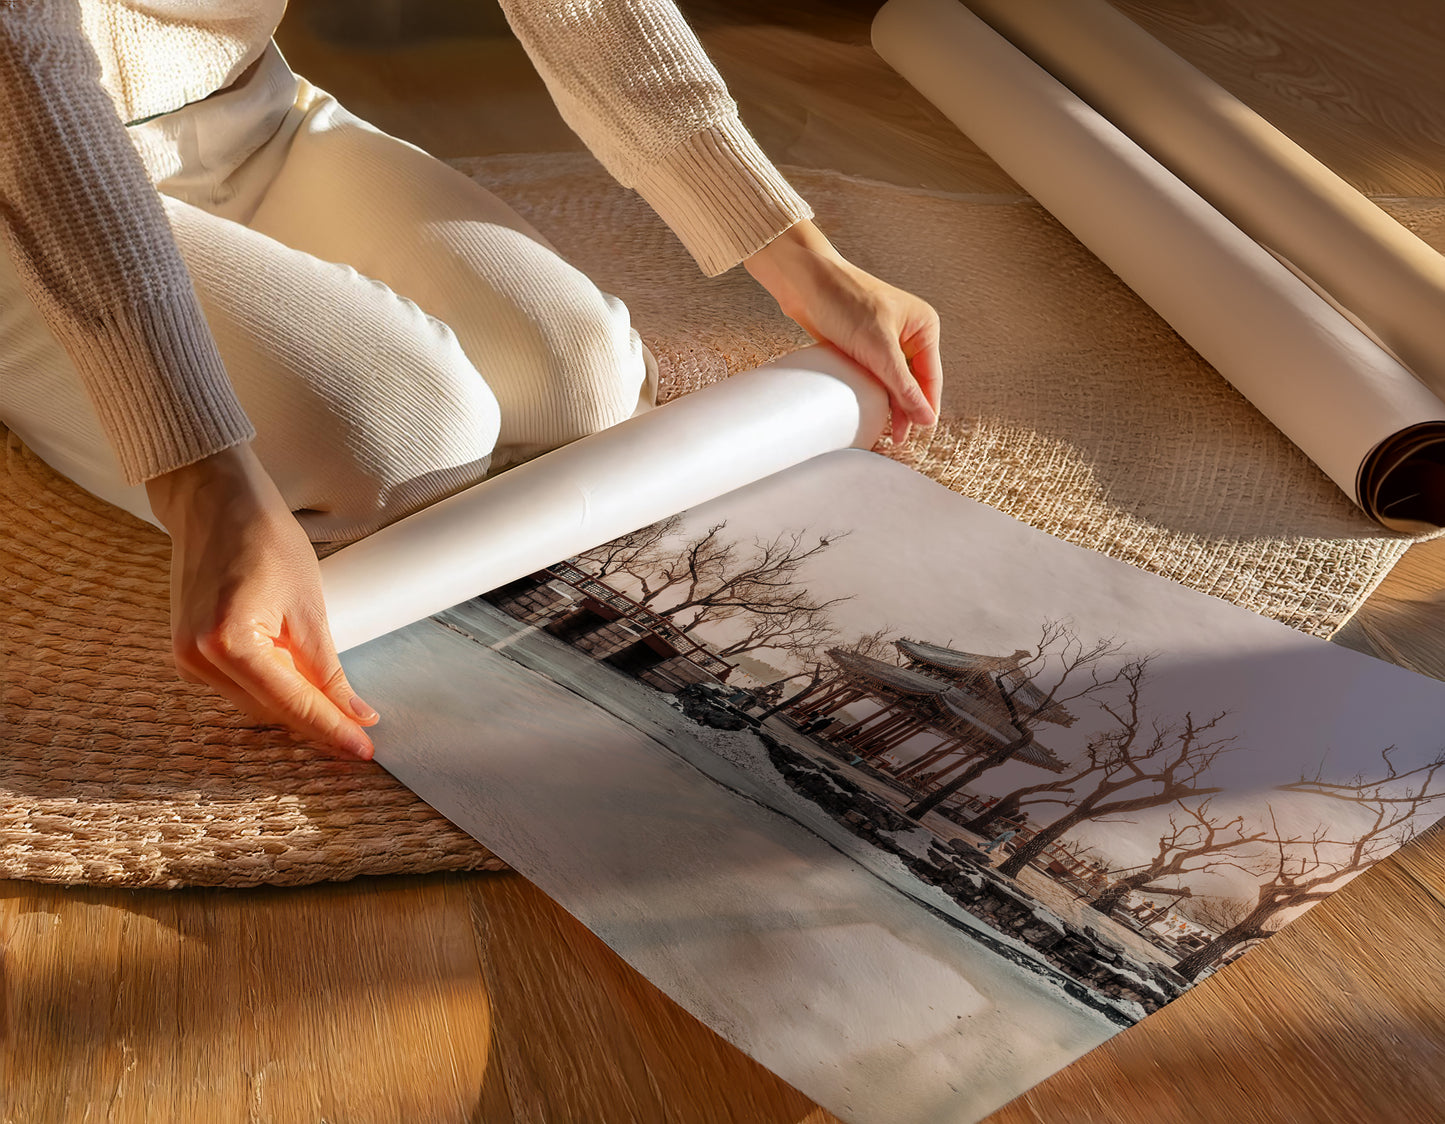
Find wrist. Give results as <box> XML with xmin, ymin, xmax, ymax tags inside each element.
<box><xmin>744</xmin><ymin>219</ymin><xmax>849</xmax><ymax>313</ymax></box>
<box><xmin>144</xmin><ymin>442</ymin><xmax>271</xmax><ymax>529</ymax></box>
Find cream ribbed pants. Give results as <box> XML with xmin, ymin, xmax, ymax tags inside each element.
<box><xmin>0</xmin><ymin>41</ymin><xmax>657</xmax><ymax>543</ymax></box>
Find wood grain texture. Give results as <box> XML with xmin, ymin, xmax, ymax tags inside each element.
<box><xmin>6</xmin><ymin>2</ymin><xmax>1445</xmax><ymax>1121</ymax></box>
<box><xmin>3</xmin><ymin>876</ymin><xmax>499</xmax><ymax>1122</ymax></box>
<box><xmin>1334</xmin><ymin>533</ymin><xmax>1445</xmax><ymax>682</ymax></box>
<box><xmin>1108</xmin><ymin>0</ymin><xmax>1445</xmax><ymax>197</ymax></box>
<box><xmin>0</xmin><ymin>874</ymin><xmax>834</xmax><ymax>1124</ymax></box>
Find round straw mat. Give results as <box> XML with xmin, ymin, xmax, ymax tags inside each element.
<box><xmin>1</xmin><ymin>433</ymin><xmax>507</xmax><ymax>887</ymax></box>
<box><xmin>2</xmin><ymin>156</ymin><xmax>1434</xmax><ymax>888</ymax></box>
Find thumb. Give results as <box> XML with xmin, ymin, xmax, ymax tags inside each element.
<box><xmin>294</xmin><ymin>611</ymin><xmax>380</xmax><ymax>727</ymax></box>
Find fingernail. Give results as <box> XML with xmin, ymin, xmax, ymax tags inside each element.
<box><xmin>350</xmin><ymin>696</ymin><xmax>379</xmax><ymax>722</ymax></box>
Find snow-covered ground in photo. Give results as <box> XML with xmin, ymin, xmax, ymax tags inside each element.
<box><xmin>881</xmin><ymin>824</ymin><xmax>943</xmax><ymax>862</ymax></box>
<box><xmin>675</xmin><ymin>705</ymin><xmax>1134</xmax><ymax>998</ymax></box>
<box><xmin>348</xmin><ymin>602</ymin><xmax>1124</xmax><ymax>1124</ymax></box>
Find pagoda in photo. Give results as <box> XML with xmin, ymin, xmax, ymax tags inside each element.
<box><xmin>783</xmin><ymin>639</ymin><xmax>1076</xmax><ymax>788</ymax></box>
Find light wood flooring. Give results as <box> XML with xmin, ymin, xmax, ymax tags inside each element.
<box><xmin>7</xmin><ymin>2</ymin><xmax>1445</xmax><ymax>1121</ymax></box>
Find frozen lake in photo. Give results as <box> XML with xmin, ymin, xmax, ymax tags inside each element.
<box><xmin>348</xmin><ymin>603</ymin><xmax>1122</xmax><ymax>1124</ymax></box>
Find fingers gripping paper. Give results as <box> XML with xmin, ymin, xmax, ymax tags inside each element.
<box><xmin>870</xmin><ymin>0</ymin><xmax>1445</xmax><ymax>531</ymax></box>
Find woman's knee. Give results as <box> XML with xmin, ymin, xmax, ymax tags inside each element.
<box><xmin>243</xmin><ymin>111</ymin><xmax>651</xmax><ymax>452</ymax></box>
<box><xmin>491</xmin><ymin>281</ymin><xmax>655</xmax><ymax>452</ymax></box>
<box><xmin>553</xmin><ymin>289</ymin><xmax>651</xmax><ymax>421</ymax></box>
<box><xmin>251</xmin><ymin>297</ymin><xmax>504</xmax><ymax>542</ymax></box>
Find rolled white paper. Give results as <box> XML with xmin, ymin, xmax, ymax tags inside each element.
<box><xmin>871</xmin><ymin>0</ymin><xmax>1445</xmax><ymax>513</ymax></box>
<box><xmin>320</xmin><ymin>345</ymin><xmax>889</xmax><ymax>653</ymax></box>
<box><xmin>964</xmin><ymin>0</ymin><xmax>1445</xmax><ymax>403</ymax></box>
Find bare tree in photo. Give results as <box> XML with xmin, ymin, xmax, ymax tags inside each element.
<box><xmin>1087</xmin><ymin>800</ymin><xmax>1268</xmax><ymax>917</ymax></box>
<box><xmin>576</xmin><ymin>514</ymin><xmax>686</xmax><ymax>583</ymax></box>
<box><xmin>579</xmin><ymin>520</ymin><xmax>733</xmax><ymax>610</ymax></box>
<box><xmin>995</xmin><ymin>664</ymin><xmax>1236</xmax><ymax>879</ymax></box>
<box><xmin>1175</xmin><ymin>895</ymin><xmax>1279</xmax><ymax>963</ymax></box>
<box><xmin>755</xmin><ymin>626</ymin><xmax>898</xmax><ymax>720</ymax></box>
<box><xmin>1177</xmin><ymin>894</ymin><xmax>1256</xmax><ymax>934</ymax></box>
<box><xmin>704</xmin><ymin>591</ymin><xmax>842</xmax><ymax>660</ymax></box>
<box><xmin>660</xmin><ymin>528</ymin><xmax>851</xmax><ymax>640</ymax></box>
<box><xmin>1173</xmin><ymin>747</ymin><xmax>1445</xmax><ymax>980</ymax></box>
<box><xmin>959</xmin><ymin>775</ymin><xmax>1079</xmax><ymax>836</ymax></box>
<box><xmin>905</xmin><ymin>623</ymin><xmax>1131</xmax><ymax>820</ymax></box>
<box><xmin>579</xmin><ymin>519</ymin><xmax>854</xmax><ymax>661</ymax></box>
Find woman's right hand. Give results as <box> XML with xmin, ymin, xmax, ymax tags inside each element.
<box><xmin>144</xmin><ymin>443</ymin><xmax>380</xmax><ymax>759</ymax></box>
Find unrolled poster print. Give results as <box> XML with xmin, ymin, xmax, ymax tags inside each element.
<box><xmin>344</xmin><ymin>450</ymin><xmax>1445</xmax><ymax>1124</ymax></box>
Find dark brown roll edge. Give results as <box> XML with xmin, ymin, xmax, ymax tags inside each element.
<box><xmin>1358</xmin><ymin>422</ymin><xmax>1445</xmax><ymax>533</ymax></box>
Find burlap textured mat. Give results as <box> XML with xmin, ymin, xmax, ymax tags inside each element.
<box><xmin>2</xmin><ymin>156</ymin><xmax>1435</xmax><ymax>887</ymax></box>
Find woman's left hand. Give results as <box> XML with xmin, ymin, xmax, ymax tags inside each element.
<box><xmin>744</xmin><ymin>218</ymin><xmax>942</xmax><ymax>445</ymax></box>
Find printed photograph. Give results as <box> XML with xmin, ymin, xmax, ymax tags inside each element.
<box><xmin>349</xmin><ymin>450</ymin><xmax>1445</xmax><ymax>1123</ymax></box>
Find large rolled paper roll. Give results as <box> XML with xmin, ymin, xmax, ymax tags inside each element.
<box><xmin>965</xmin><ymin>0</ymin><xmax>1445</xmax><ymax>398</ymax></box>
<box><xmin>872</xmin><ymin>0</ymin><xmax>1445</xmax><ymax>531</ymax></box>
<box><xmin>962</xmin><ymin>0</ymin><xmax>1445</xmax><ymax>535</ymax></box>
<box><xmin>320</xmin><ymin>345</ymin><xmax>889</xmax><ymax>653</ymax></box>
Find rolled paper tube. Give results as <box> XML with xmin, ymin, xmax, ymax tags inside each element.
<box><xmin>320</xmin><ymin>345</ymin><xmax>890</xmax><ymax>653</ymax></box>
<box><xmin>963</xmin><ymin>0</ymin><xmax>1445</xmax><ymax>402</ymax></box>
<box><xmin>963</xmin><ymin>0</ymin><xmax>1445</xmax><ymax>532</ymax></box>
<box><xmin>872</xmin><ymin>0</ymin><xmax>1445</xmax><ymax>530</ymax></box>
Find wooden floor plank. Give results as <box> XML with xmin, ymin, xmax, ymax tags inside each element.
<box><xmin>2</xmin><ymin>878</ymin><xmax>498</xmax><ymax>1123</ymax></box>
<box><xmin>1109</xmin><ymin>0</ymin><xmax>1445</xmax><ymax>196</ymax></box>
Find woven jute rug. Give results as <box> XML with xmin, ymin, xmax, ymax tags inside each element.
<box><xmin>1</xmin><ymin>432</ymin><xmax>511</xmax><ymax>888</ymax></box>
<box><xmin>3</xmin><ymin>154</ymin><xmax>1436</xmax><ymax>888</ymax></box>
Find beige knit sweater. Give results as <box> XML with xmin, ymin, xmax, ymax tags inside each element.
<box><xmin>0</xmin><ymin>0</ymin><xmax>814</xmax><ymax>485</ymax></box>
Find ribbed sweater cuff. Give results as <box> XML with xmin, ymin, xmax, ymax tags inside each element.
<box><xmin>67</xmin><ymin>298</ymin><xmax>256</xmax><ymax>485</ymax></box>
<box><xmin>632</xmin><ymin>116</ymin><xmax>814</xmax><ymax>278</ymax></box>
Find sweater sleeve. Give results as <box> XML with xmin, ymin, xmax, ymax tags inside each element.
<box><xmin>495</xmin><ymin>0</ymin><xmax>814</xmax><ymax>277</ymax></box>
<box><xmin>0</xmin><ymin>0</ymin><xmax>254</xmax><ymax>486</ymax></box>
